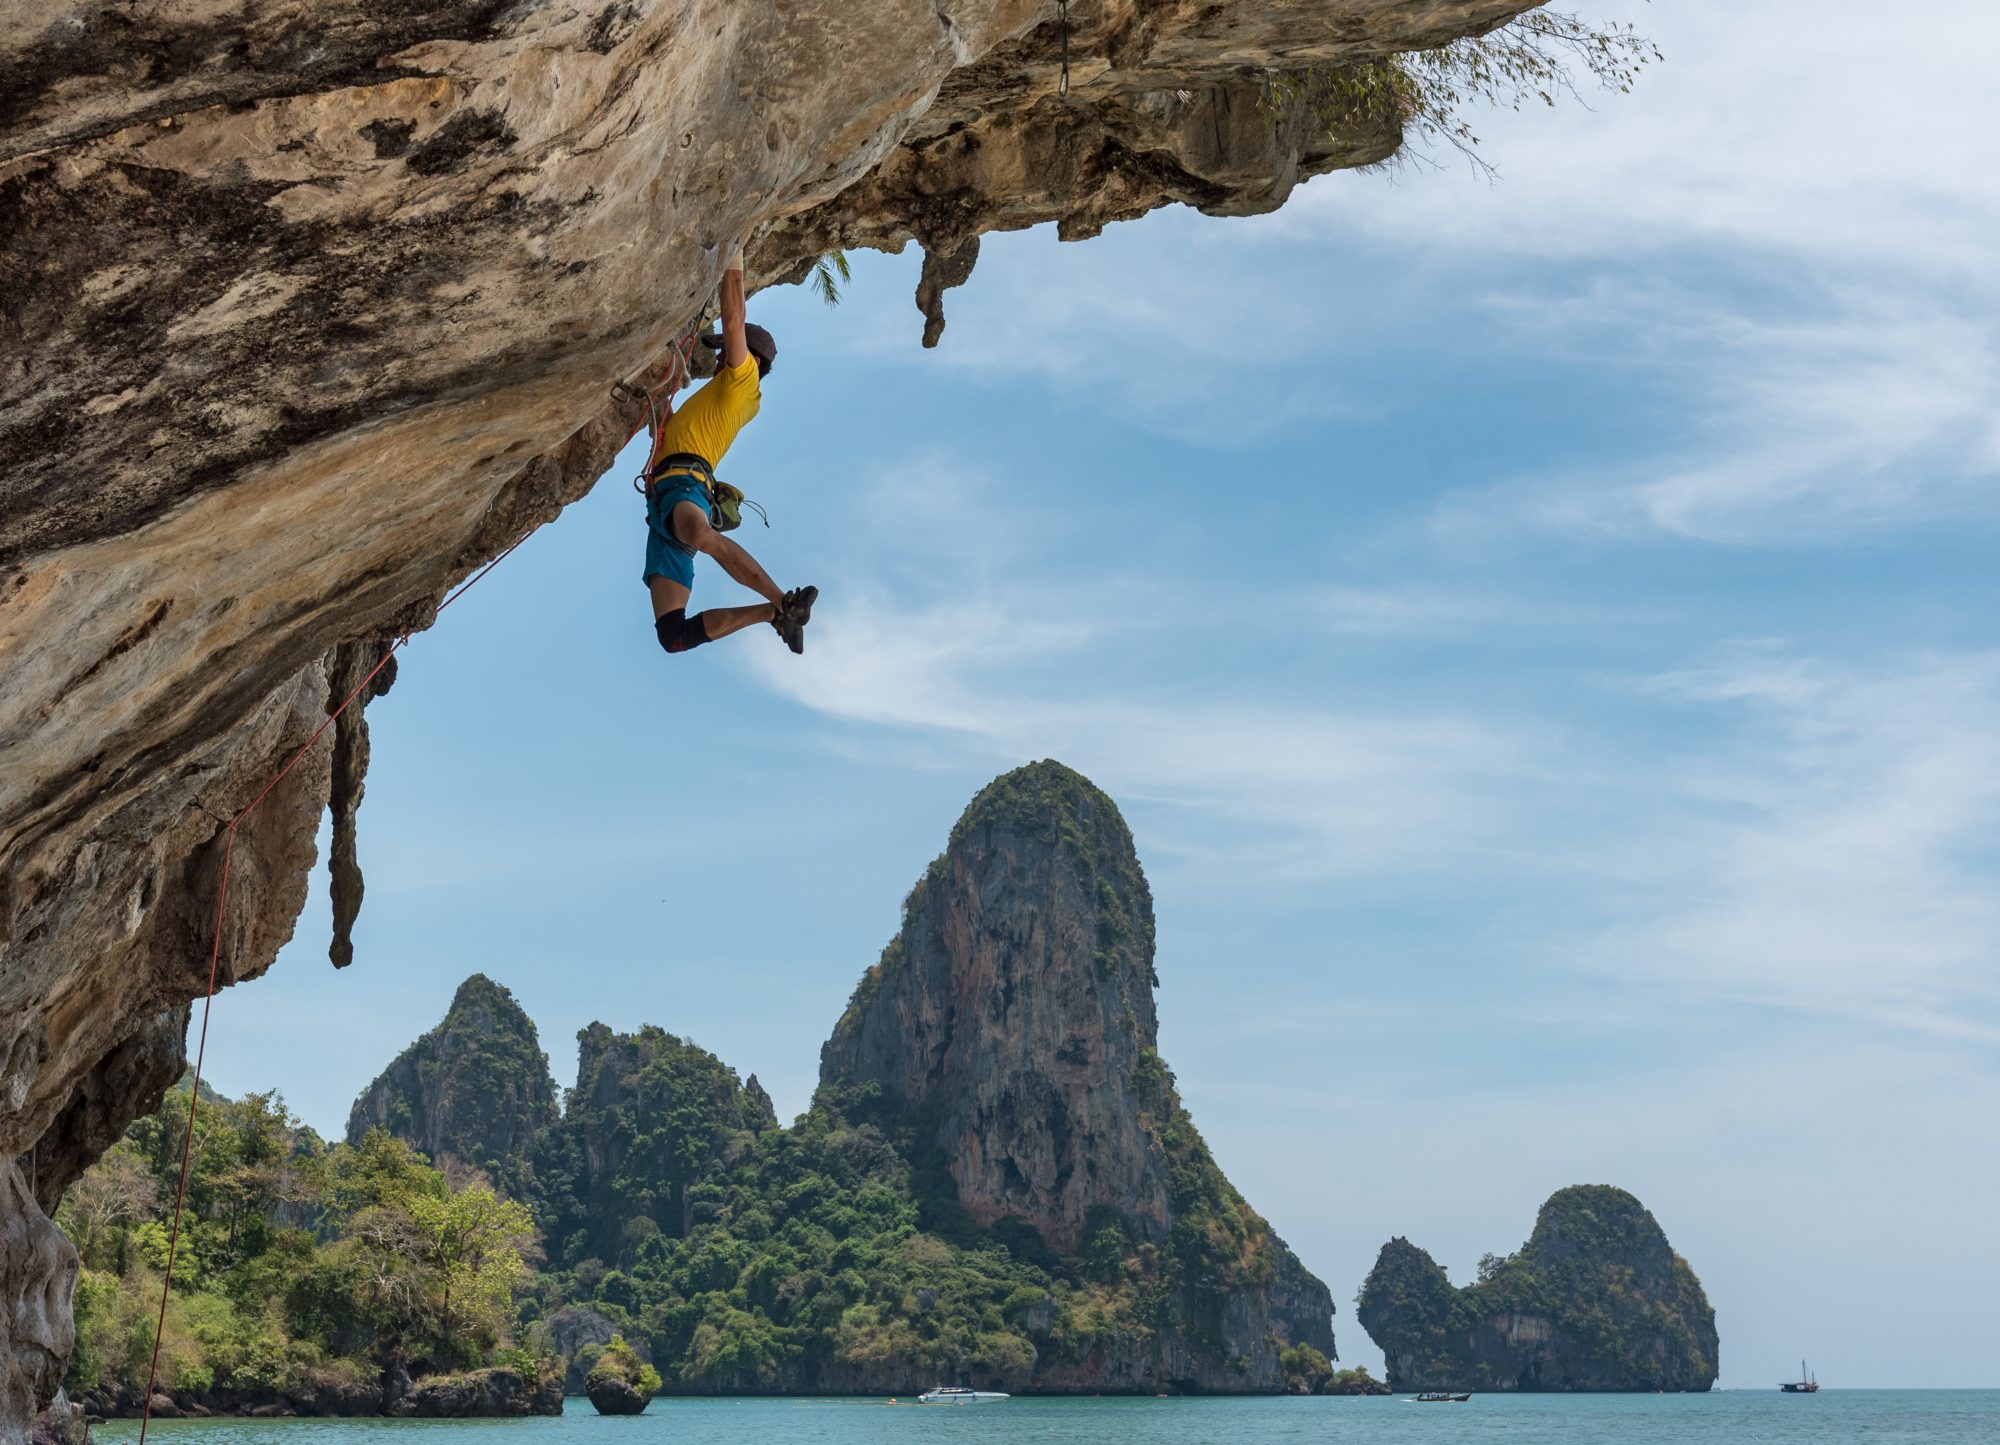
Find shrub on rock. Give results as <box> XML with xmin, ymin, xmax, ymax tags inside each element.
<box><xmin>585</xmin><ymin>1336</ymin><xmax>661</xmax><ymax>1416</ymax></box>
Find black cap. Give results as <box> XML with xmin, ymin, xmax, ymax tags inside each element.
<box><xmin>701</xmin><ymin>323</ymin><xmax>777</xmax><ymax>368</ymax></box>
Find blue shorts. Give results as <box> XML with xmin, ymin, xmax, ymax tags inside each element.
<box><xmin>642</xmin><ymin>475</ymin><xmax>713</xmax><ymax>590</ymax></box>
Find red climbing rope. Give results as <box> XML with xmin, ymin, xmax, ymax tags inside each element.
<box><xmin>136</xmin><ymin>527</ymin><xmax>533</xmax><ymax>1441</ymax></box>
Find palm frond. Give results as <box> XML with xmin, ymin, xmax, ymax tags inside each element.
<box><xmin>810</xmin><ymin>250</ymin><xmax>852</xmax><ymax>307</ymax></box>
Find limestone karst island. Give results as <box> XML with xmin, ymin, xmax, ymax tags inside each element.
<box><xmin>5</xmin><ymin>0</ymin><xmax>1888</xmax><ymax>1438</ymax></box>
<box><xmin>1357</xmin><ymin>1186</ymin><xmax>1720</xmax><ymax>1394</ymax></box>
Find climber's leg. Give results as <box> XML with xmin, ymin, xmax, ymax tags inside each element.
<box><xmin>652</xmin><ymin>603</ymin><xmax>707</xmax><ymax>653</ymax></box>
<box><xmin>650</xmin><ymin>585</ymin><xmax>774</xmax><ymax>653</ymax></box>
<box><xmin>643</xmin><ymin>495</ymin><xmax>809</xmax><ymax>655</ymax></box>
<box><xmin>672</xmin><ymin>499</ymin><xmax>784</xmax><ymax>608</ymax></box>
<box><xmin>642</xmin><ymin>477</ymin><xmax>703</xmax><ymax>606</ymax></box>
<box><xmin>696</xmin><ymin>602</ymin><xmax>780</xmax><ymax>642</ymax></box>
<box><xmin>639</xmin><ymin>499</ymin><xmax>778</xmax><ymax>651</ymax></box>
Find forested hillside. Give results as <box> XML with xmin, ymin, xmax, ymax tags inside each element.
<box><xmin>66</xmin><ymin>766</ymin><xmax>1344</xmax><ymax>1408</ymax></box>
<box><xmin>59</xmin><ymin>1082</ymin><xmax>556</xmax><ymax>1418</ymax></box>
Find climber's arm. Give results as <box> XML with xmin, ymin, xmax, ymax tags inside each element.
<box><xmin>720</xmin><ymin>245</ymin><xmax>749</xmax><ymax>371</ymax></box>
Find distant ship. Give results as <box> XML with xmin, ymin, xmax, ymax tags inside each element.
<box><xmin>1780</xmin><ymin>1360</ymin><xmax>1819</xmax><ymax>1393</ymax></box>
<box><xmin>1413</xmin><ymin>1391</ymin><xmax>1472</xmax><ymax>1402</ymax></box>
<box><xmin>917</xmin><ymin>1386</ymin><xmax>1010</xmax><ymax>1405</ymax></box>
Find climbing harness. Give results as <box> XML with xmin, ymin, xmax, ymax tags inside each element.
<box><xmin>135</xmin><ymin>529</ymin><xmax>533</xmax><ymax>1444</ymax></box>
<box><xmin>647</xmin><ymin>451</ymin><xmax>767</xmax><ymax>533</ymax></box>
<box><xmin>614</xmin><ymin>328</ymin><xmax>700</xmax><ymax>497</ymax></box>
<box><xmin>621</xmin><ymin>330</ymin><xmax>769</xmax><ymax>531</ymax></box>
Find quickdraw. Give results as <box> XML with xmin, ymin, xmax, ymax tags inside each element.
<box><xmin>614</xmin><ymin>328</ymin><xmax>701</xmax><ymax>497</ymax></box>
<box><xmin>616</xmin><ymin>332</ymin><xmax>769</xmax><ymax>530</ymax></box>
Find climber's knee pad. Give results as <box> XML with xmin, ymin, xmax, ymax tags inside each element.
<box><xmin>655</xmin><ymin>608</ymin><xmax>711</xmax><ymax>655</ymax></box>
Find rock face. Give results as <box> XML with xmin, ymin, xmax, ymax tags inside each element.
<box><xmin>346</xmin><ymin>973</ymin><xmax>559</xmax><ymax>1199</ymax></box>
<box><xmin>542</xmin><ymin>1023</ymin><xmax>773</xmax><ymax>1263</ymax></box>
<box><xmin>1357</xmin><ymin>1185</ymin><xmax>1719</xmax><ymax>1393</ymax></box>
<box><xmin>26</xmin><ymin>1389</ymin><xmax>86</xmax><ymax>1445</ymax></box>
<box><xmin>0</xmin><ymin>1167</ymin><xmax>76</xmax><ymax>1444</ymax></box>
<box><xmin>1</xmin><ymin>0</ymin><xmax>1547</xmax><ymax>1431</ymax></box>
<box><xmin>585</xmin><ymin>1376</ymin><xmax>647</xmax><ymax>1415</ymax></box>
<box><xmin>389</xmin><ymin>1365</ymin><xmax>562</xmax><ymax>1418</ymax></box>
<box><xmin>76</xmin><ymin>1366</ymin><xmax>389</xmax><ymax>1422</ymax></box>
<box><xmin>822</xmin><ymin>760</ymin><xmax>1334</xmax><ymax>1390</ymax></box>
<box><xmin>538</xmin><ymin>1307</ymin><xmax>653</xmax><ymax>1397</ymax></box>
<box><xmin>823</xmin><ymin>760</ymin><xmax>1168</xmax><ymax>1253</ymax></box>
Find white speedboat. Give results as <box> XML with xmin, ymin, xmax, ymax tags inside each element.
<box><xmin>917</xmin><ymin>1386</ymin><xmax>1010</xmax><ymax>1405</ymax></box>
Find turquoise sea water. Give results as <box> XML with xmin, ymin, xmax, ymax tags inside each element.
<box><xmin>96</xmin><ymin>1392</ymin><xmax>2000</xmax><ymax>1445</ymax></box>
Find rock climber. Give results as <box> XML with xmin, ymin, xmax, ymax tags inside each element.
<box><xmin>641</xmin><ymin>244</ymin><xmax>816</xmax><ymax>656</ymax></box>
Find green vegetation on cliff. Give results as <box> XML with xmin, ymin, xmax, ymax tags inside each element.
<box><xmin>585</xmin><ymin>1336</ymin><xmax>660</xmax><ymax>1396</ymax></box>
<box><xmin>1357</xmin><ymin>1185</ymin><xmax>1717</xmax><ymax>1392</ymax></box>
<box><xmin>68</xmin><ymin>1016</ymin><xmax>1317</xmax><ymax>1400</ymax></box>
<box><xmin>524</xmin><ymin>1064</ymin><xmax>1294</xmax><ymax>1393</ymax></box>
<box><xmin>344</xmin><ymin>973</ymin><xmax>559</xmax><ymax>1205</ymax></box>
<box><xmin>69</xmin><ymin>763</ymin><xmax>1331</xmax><ymax>1399</ymax></box>
<box><xmin>542</xmin><ymin>1023</ymin><xmax>775</xmax><ymax>1266</ymax></box>
<box><xmin>1267</xmin><ymin>11</ymin><xmax>1658</xmax><ymax>177</ymax></box>
<box><xmin>59</xmin><ymin>1081</ymin><xmax>543</xmax><ymax>1412</ymax></box>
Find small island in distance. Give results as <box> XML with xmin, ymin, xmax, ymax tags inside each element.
<box><xmin>1357</xmin><ymin>1184</ymin><xmax>1719</xmax><ymax>1393</ymax></box>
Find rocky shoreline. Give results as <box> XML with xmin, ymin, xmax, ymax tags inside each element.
<box><xmin>72</xmin><ymin>1364</ymin><xmax>561</xmax><ymax>1423</ymax></box>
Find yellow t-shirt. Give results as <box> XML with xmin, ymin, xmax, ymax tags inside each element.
<box><xmin>650</xmin><ymin>354</ymin><xmax>761</xmax><ymax>472</ymax></box>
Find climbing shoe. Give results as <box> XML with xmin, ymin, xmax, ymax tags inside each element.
<box><xmin>773</xmin><ymin>585</ymin><xmax>818</xmax><ymax>655</ymax></box>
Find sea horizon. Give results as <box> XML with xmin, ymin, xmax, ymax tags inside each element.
<box><xmin>91</xmin><ymin>1389</ymin><xmax>2000</xmax><ymax>1445</ymax></box>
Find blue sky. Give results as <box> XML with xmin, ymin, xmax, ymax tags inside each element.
<box><xmin>205</xmin><ymin>1</ymin><xmax>2000</xmax><ymax>1389</ymax></box>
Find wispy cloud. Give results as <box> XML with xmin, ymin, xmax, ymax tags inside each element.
<box><xmin>1418</xmin><ymin>285</ymin><xmax>2000</xmax><ymax>546</ymax></box>
<box><xmin>751</xmin><ymin>597</ymin><xmax>1543</xmax><ymax>880</ymax></box>
<box><xmin>877</xmin><ymin>0</ymin><xmax>2000</xmax><ymax>548</ymax></box>
<box><xmin>753</xmin><ymin>452</ymin><xmax>2000</xmax><ymax>1045</ymax></box>
<box><xmin>1303</xmin><ymin>0</ymin><xmax>2000</xmax><ymax>547</ymax></box>
<box><xmin>740</xmin><ymin>450</ymin><xmax>1564</xmax><ymax>882</ymax></box>
<box><xmin>1286</xmin><ymin>1</ymin><xmax>2000</xmax><ymax>278</ymax></box>
<box><xmin>1594</xmin><ymin>643</ymin><xmax>2000</xmax><ymax>1041</ymax></box>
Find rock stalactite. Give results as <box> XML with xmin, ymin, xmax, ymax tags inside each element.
<box><xmin>915</xmin><ymin>236</ymin><xmax>981</xmax><ymax>347</ymax></box>
<box><xmin>326</xmin><ymin>642</ymin><xmax>398</xmax><ymax>969</ymax></box>
<box><xmin>2</xmin><ymin>0</ymin><xmax>1542</xmax><ymax>1431</ymax></box>
<box><xmin>0</xmin><ymin>1164</ymin><xmax>75</xmax><ymax>1441</ymax></box>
